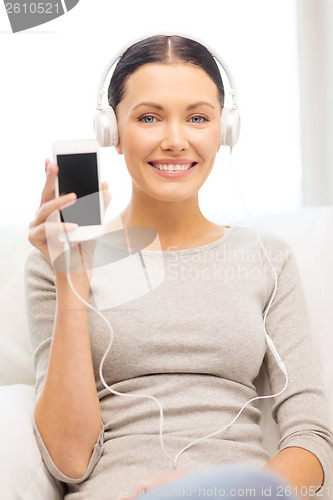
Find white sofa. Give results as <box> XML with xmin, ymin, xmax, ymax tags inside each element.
<box><xmin>0</xmin><ymin>207</ymin><xmax>332</xmax><ymax>499</ymax></box>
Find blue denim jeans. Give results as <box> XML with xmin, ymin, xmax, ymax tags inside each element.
<box><xmin>143</xmin><ymin>464</ymin><xmax>296</xmax><ymax>499</ymax></box>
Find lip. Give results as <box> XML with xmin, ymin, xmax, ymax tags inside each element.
<box><xmin>149</xmin><ymin>159</ymin><xmax>197</xmax><ymax>165</ymax></box>
<box><xmin>147</xmin><ymin>162</ymin><xmax>197</xmax><ymax>178</ymax></box>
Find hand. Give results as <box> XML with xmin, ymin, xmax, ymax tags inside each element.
<box><xmin>28</xmin><ymin>159</ymin><xmax>111</xmax><ymax>275</ymax></box>
<box><xmin>119</xmin><ymin>469</ymin><xmax>188</xmax><ymax>500</ymax></box>
<box><xmin>29</xmin><ymin>159</ymin><xmax>75</xmax><ymax>265</ymax></box>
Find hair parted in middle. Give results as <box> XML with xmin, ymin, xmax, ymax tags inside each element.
<box><xmin>108</xmin><ymin>35</ymin><xmax>225</xmax><ymax>113</ymax></box>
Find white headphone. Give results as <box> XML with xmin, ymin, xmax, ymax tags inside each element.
<box><xmin>94</xmin><ymin>32</ymin><xmax>241</xmax><ymax>148</ymax></box>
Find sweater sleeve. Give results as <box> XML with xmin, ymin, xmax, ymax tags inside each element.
<box><xmin>262</xmin><ymin>238</ymin><xmax>333</xmax><ymax>488</ymax></box>
<box><xmin>24</xmin><ymin>249</ymin><xmax>104</xmax><ymax>484</ymax></box>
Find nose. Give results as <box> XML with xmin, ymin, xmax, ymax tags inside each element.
<box><xmin>160</xmin><ymin>121</ymin><xmax>189</xmax><ymax>152</ymax></box>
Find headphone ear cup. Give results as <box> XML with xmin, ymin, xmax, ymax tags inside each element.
<box><xmin>220</xmin><ymin>108</ymin><xmax>241</xmax><ymax>147</ymax></box>
<box><xmin>94</xmin><ymin>106</ymin><xmax>119</xmax><ymax>147</ymax></box>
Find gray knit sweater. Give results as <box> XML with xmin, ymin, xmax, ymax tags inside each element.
<box><xmin>24</xmin><ymin>225</ymin><xmax>333</xmax><ymax>500</ymax></box>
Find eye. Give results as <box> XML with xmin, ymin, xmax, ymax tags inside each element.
<box><xmin>138</xmin><ymin>114</ymin><xmax>158</xmax><ymax>124</ymax></box>
<box><xmin>189</xmin><ymin>115</ymin><xmax>209</xmax><ymax>124</ymax></box>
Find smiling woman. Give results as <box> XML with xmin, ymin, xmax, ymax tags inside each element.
<box><xmin>24</xmin><ymin>34</ymin><xmax>333</xmax><ymax>500</ymax></box>
<box><xmin>115</xmin><ymin>61</ymin><xmax>223</xmax><ymax>239</ymax></box>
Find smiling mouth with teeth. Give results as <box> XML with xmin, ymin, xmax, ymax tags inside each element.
<box><xmin>148</xmin><ymin>162</ymin><xmax>197</xmax><ymax>171</ymax></box>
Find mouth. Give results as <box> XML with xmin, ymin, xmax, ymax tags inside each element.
<box><xmin>148</xmin><ymin>162</ymin><xmax>198</xmax><ymax>172</ymax></box>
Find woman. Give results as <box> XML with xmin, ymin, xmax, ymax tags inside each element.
<box><xmin>25</xmin><ymin>35</ymin><xmax>333</xmax><ymax>499</ymax></box>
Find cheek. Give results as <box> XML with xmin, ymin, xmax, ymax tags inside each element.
<box><xmin>195</xmin><ymin>130</ymin><xmax>221</xmax><ymax>158</ymax></box>
<box><xmin>122</xmin><ymin>127</ymin><xmax>161</xmax><ymax>158</ymax></box>
<box><xmin>186</xmin><ymin>119</ymin><xmax>221</xmax><ymax>151</ymax></box>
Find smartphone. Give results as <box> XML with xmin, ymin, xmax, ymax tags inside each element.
<box><xmin>53</xmin><ymin>139</ymin><xmax>105</xmax><ymax>241</ymax></box>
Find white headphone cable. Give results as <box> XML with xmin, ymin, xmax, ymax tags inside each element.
<box><xmin>60</xmin><ymin>147</ymin><xmax>288</xmax><ymax>469</ymax></box>
<box><xmin>170</xmin><ymin>147</ymin><xmax>289</xmax><ymax>467</ymax></box>
<box><xmin>61</xmin><ymin>234</ymin><xmax>175</xmax><ymax>467</ymax></box>
<box><xmin>227</xmin><ymin>147</ymin><xmax>287</xmax><ymax>376</ymax></box>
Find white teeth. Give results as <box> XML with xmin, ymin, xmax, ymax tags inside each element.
<box><xmin>152</xmin><ymin>163</ymin><xmax>193</xmax><ymax>171</ymax></box>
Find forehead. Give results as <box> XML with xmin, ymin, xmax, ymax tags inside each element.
<box><xmin>120</xmin><ymin>62</ymin><xmax>220</xmax><ymax>107</ymax></box>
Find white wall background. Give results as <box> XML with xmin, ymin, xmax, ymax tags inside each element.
<box><xmin>297</xmin><ymin>0</ymin><xmax>333</xmax><ymax>206</ymax></box>
<box><xmin>0</xmin><ymin>0</ymin><xmax>301</xmax><ymax>223</ymax></box>
<box><xmin>0</xmin><ymin>0</ymin><xmax>302</xmax><ymax>290</ymax></box>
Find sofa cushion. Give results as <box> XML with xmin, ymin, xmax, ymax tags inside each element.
<box><xmin>0</xmin><ymin>269</ymin><xmax>35</xmax><ymax>386</ymax></box>
<box><xmin>0</xmin><ymin>384</ymin><xmax>64</xmax><ymax>500</ymax></box>
<box><xmin>252</xmin><ymin>206</ymin><xmax>333</xmax><ymax>422</ymax></box>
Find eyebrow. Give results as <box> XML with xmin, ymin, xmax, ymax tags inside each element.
<box><xmin>132</xmin><ymin>101</ymin><xmax>215</xmax><ymax>111</ymax></box>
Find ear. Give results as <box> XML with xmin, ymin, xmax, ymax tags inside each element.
<box><xmin>115</xmin><ymin>143</ymin><xmax>123</xmax><ymax>155</ymax></box>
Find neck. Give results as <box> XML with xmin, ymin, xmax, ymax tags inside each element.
<box><xmin>120</xmin><ymin>187</ymin><xmax>217</xmax><ymax>251</ymax></box>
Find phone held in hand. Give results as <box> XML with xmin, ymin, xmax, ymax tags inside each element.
<box><xmin>53</xmin><ymin>139</ymin><xmax>105</xmax><ymax>242</ymax></box>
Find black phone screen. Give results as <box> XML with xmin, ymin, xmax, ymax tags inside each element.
<box><xmin>57</xmin><ymin>152</ymin><xmax>101</xmax><ymax>226</ymax></box>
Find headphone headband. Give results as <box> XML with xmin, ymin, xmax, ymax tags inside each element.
<box><xmin>94</xmin><ymin>32</ymin><xmax>241</xmax><ymax>148</ymax></box>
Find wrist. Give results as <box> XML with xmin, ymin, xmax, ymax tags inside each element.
<box><xmin>55</xmin><ymin>271</ymin><xmax>90</xmax><ymax>302</ymax></box>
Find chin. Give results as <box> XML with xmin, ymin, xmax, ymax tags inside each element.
<box><xmin>150</xmin><ymin>190</ymin><xmax>197</xmax><ymax>204</ymax></box>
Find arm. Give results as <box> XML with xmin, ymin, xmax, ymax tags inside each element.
<box><xmin>34</xmin><ymin>270</ymin><xmax>102</xmax><ymax>479</ymax></box>
<box><xmin>260</xmin><ymin>235</ymin><xmax>333</xmax><ymax>493</ymax></box>
<box><xmin>27</xmin><ymin>160</ymin><xmax>108</xmax><ymax>479</ymax></box>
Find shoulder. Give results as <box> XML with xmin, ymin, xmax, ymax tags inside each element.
<box><xmin>227</xmin><ymin>225</ymin><xmax>293</xmax><ymax>252</ymax></box>
<box><xmin>226</xmin><ymin>225</ymin><xmax>295</xmax><ymax>272</ymax></box>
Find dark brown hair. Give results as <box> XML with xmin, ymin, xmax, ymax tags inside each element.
<box><xmin>108</xmin><ymin>35</ymin><xmax>224</xmax><ymax>111</ymax></box>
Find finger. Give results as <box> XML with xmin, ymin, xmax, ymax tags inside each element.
<box><xmin>101</xmin><ymin>182</ymin><xmax>112</xmax><ymax>210</ymax></box>
<box><xmin>32</xmin><ymin>193</ymin><xmax>77</xmax><ymax>228</ymax></box>
<box><xmin>29</xmin><ymin>221</ymin><xmax>79</xmax><ymax>246</ymax></box>
<box><xmin>45</xmin><ymin>158</ymin><xmax>51</xmax><ymax>172</ymax></box>
<box><xmin>40</xmin><ymin>162</ymin><xmax>59</xmax><ymax>205</ymax></box>
<box><xmin>45</xmin><ymin>221</ymin><xmax>79</xmax><ymax>236</ymax></box>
